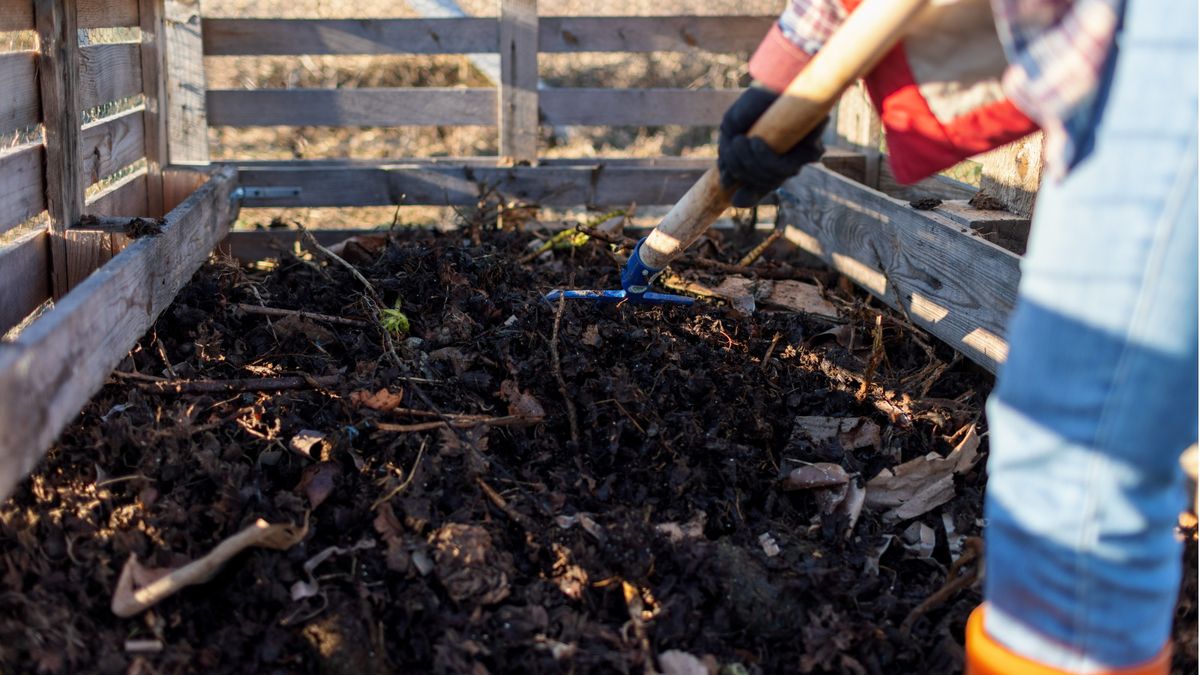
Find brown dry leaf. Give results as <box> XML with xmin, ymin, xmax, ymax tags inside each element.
<box><xmin>655</xmin><ymin>511</ymin><xmax>707</xmax><ymax>543</ymax></box>
<box><xmin>783</xmin><ymin>463</ymin><xmax>849</xmax><ymax>490</ymax></box>
<box><xmin>432</xmin><ymin>523</ymin><xmax>513</xmax><ymax>605</ymax></box>
<box><xmin>289</xmin><ymin>429</ymin><xmax>326</xmax><ymax>459</ymax></box>
<box><xmin>581</xmin><ymin>324</ymin><xmax>602</xmax><ymax>348</ymax></box>
<box><xmin>763</xmin><ymin>280</ymin><xmax>840</xmax><ymax>318</ymax></box>
<box><xmin>865</xmin><ymin>423</ymin><xmax>982</xmax><ymax>521</ymax></box>
<box><xmin>111</xmin><ymin>518</ymin><xmax>307</xmax><ymax>617</ymax></box>
<box><xmin>713</xmin><ymin>277</ymin><xmax>758</xmax><ymax>315</ymax></box>
<box><xmin>296</xmin><ymin>461</ymin><xmax>340</xmax><ymax>509</ymax></box>
<box><xmin>499</xmin><ymin>380</ymin><xmax>546</xmax><ymax>421</ymax></box>
<box><xmin>789</xmin><ymin>416</ymin><xmax>882</xmax><ymax>452</ymax></box>
<box><xmin>373</xmin><ymin>503</ymin><xmax>409</xmax><ymax>573</ymax></box>
<box><xmin>349</xmin><ymin>388</ymin><xmax>404</xmax><ymax>411</ymax></box>
<box><xmin>273</xmin><ymin>314</ymin><xmax>336</xmax><ymax>345</ymax></box>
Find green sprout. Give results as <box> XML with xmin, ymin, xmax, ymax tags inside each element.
<box><xmin>379</xmin><ymin>299</ymin><xmax>410</xmax><ymax>338</ymax></box>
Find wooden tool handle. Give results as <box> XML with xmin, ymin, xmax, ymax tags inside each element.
<box><xmin>639</xmin><ymin>0</ymin><xmax>930</xmax><ymax>270</ymax></box>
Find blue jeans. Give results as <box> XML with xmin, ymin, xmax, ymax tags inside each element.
<box><xmin>983</xmin><ymin>0</ymin><xmax>1198</xmax><ymax>670</ymax></box>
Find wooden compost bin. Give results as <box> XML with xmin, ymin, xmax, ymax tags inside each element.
<box><xmin>0</xmin><ymin>0</ymin><xmax>1033</xmax><ymax>502</ymax></box>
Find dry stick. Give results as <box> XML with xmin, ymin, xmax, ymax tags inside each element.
<box><xmin>900</xmin><ymin>537</ymin><xmax>984</xmax><ymax>637</ymax></box>
<box><xmin>234</xmin><ymin>303</ymin><xmax>370</xmax><ymax>328</ymax></box>
<box><xmin>134</xmin><ymin>375</ymin><xmax>341</xmax><ymax>395</ymax></box>
<box><xmin>737</xmin><ymin>227</ymin><xmax>783</xmax><ymax>266</ymax></box>
<box><xmin>476</xmin><ymin>476</ymin><xmax>535</xmax><ymax>529</ymax></box>
<box><xmin>374</xmin><ymin>415</ymin><xmax>537</xmax><ymax>433</ymax></box>
<box><xmin>551</xmin><ymin>295</ymin><xmax>581</xmax><ymax>445</ymax></box>
<box><xmin>760</xmin><ymin>332</ymin><xmax>783</xmax><ymax>372</ymax></box>
<box><xmin>371</xmin><ymin>437</ymin><xmax>429</xmax><ymax>510</ymax></box>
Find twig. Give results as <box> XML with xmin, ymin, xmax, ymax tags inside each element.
<box><xmin>900</xmin><ymin>537</ymin><xmax>984</xmax><ymax>636</ymax></box>
<box><xmin>390</xmin><ymin>407</ymin><xmax>496</xmax><ymax>421</ymax></box>
<box><xmin>153</xmin><ymin>334</ymin><xmax>177</xmax><ymax>379</ymax></box>
<box><xmin>371</xmin><ymin>438</ymin><xmax>428</xmax><ymax>510</ymax></box>
<box><xmin>738</xmin><ymin>228</ymin><xmax>782</xmax><ymax>266</ymax></box>
<box><xmin>857</xmin><ymin>314</ymin><xmax>885</xmax><ymax>402</ymax></box>
<box><xmin>374</xmin><ymin>415</ymin><xmax>536</xmax><ymax>433</ymax></box>
<box><xmin>760</xmin><ymin>332</ymin><xmax>782</xmax><ymax>371</ymax></box>
<box><xmin>476</xmin><ymin>476</ymin><xmax>534</xmax><ymax>529</ymax></box>
<box><xmin>134</xmin><ymin>375</ymin><xmax>340</xmax><ymax>395</ymax></box>
<box><xmin>551</xmin><ymin>295</ymin><xmax>581</xmax><ymax>445</ymax></box>
<box><xmin>234</xmin><ymin>303</ymin><xmax>370</xmax><ymax>328</ymax></box>
<box><xmin>300</xmin><ymin>226</ymin><xmax>384</xmax><ymax>308</ymax></box>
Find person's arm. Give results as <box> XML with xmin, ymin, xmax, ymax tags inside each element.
<box><xmin>718</xmin><ymin>0</ymin><xmax>846</xmax><ymax>207</ymax></box>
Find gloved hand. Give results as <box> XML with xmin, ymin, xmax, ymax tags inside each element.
<box><xmin>718</xmin><ymin>86</ymin><xmax>828</xmax><ymax>208</ymax></box>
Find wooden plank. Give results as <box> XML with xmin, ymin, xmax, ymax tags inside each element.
<box><xmin>540</xmin><ymin>89</ymin><xmax>741</xmax><ymax>126</ymax></box>
<box><xmin>0</xmin><ymin>52</ymin><xmax>40</xmax><ymax>137</ymax></box>
<box><xmin>0</xmin><ymin>4</ymin><xmax>35</xmax><ymax>32</ymax></box>
<box><xmin>163</xmin><ymin>166</ymin><xmax>209</xmax><ymax>212</ymax></box>
<box><xmin>206</xmin><ymin>89</ymin><xmax>497</xmax><ymax>127</ymax></box>
<box><xmin>832</xmin><ymin>82</ymin><xmax>881</xmax><ymax>187</ymax></box>
<box><xmin>0</xmin><ymin>144</ymin><xmax>46</xmax><ymax>234</ymax></box>
<box><xmin>877</xmin><ymin>161</ymin><xmax>977</xmax><ymax>202</ymax></box>
<box><xmin>80</xmin><ymin>110</ymin><xmax>146</xmax><ymax>186</ymax></box>
<box><xmin>498</xmin><ymin>0</ymin><xmax>537</xmax><ymax>162</ymax></box>
<box><xmin>140</xmin><ymin>0</ymin><xmax>167</xmax><ymax>216</ymax></box>
<box><xmin>538</xmin><ymin>16</ymin><xmax>774</xmax><ymax>53</ymax></box>
<box><xmin>778</xmin><ymin>165</ymin><xmax>1020</xmax><ymax>373</ymax></box>
<box><xmin>0</xmin><ymin>228</ymin><xmax>50</xmax><ymax>335</ymax></box>
<box><xmin>63</xmin><ymin>229</ymin><xmax>119</xmax><ymax>288</ymax></box>
<box><xmin>36</xmin><ymin>0</ymin><xmax>84</xmax><ymax>298</ymax></box>
<box><xmin>78</xmin><ymin>0</ymin><xmax>140</xmax><ymax>29</ymax></box>
<box><xmin>934</xmin><ymin>199</ymin><xmax>1030</xmax><ymax>255</ymax></box>
<box><xmin>0</xmin><ymin>166</ymin><xmax>238</xmax><ymax>502</ymax></box>
<box><xmin>86</xmin><ymin>171</ymin><xmax>149</xmax><ymax>217</ymax></box>
<box><xmin>164</xmin><ymin>0</ymin><xmax>208</xmax><ymax>163</ymax></box>
<box><xmin>233</xmin><ymin>162</ymin><xmax>712</xmax><ymax>207</ymax></box>
<box><xmin>79</xmin><ymin>43</ymin><xmax>143</xmax><ymax>111</ymax></box>
<box><xmin>201</xmin><ymin>17</ymin><xmax>497</xmax><ymax>56</ymax></box>
<box><xmin>977</xmin><ymin>132</ymin><xmax>1043</xmax><ymax>218</ymax></box>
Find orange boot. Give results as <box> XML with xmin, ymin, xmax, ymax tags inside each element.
<box><xmin>965</xmin><ymin>606</ymin><xmax>1172</xmax><ymax>675</ymax></box>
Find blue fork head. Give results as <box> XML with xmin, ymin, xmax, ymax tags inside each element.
<box><xmin>543</xmin><ymin>289</ymin><xmax>695</xmax><ymax>306</ymax></box>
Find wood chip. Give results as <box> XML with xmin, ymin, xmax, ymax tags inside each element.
<box><xmin>782</xmin><ymin>463</ymin><xmax>849</xmax><ymax>490</ymax></box>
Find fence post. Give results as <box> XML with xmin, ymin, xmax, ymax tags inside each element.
<box><xmin>35</xmin><ymin>0</ymin><xmax>84</xmax><ymax>299</ymax></box>
<box><xmin>139</xmin><ymin>0</ymin><xmax>169</xmax><ymax>217</ymax></box>
<box><xmin>498</xmin><ymin>0</ymin><xmax>538</xmax><ymax>164</ymax></box>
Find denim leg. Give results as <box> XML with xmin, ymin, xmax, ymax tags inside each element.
<box><xmin>982</xmin><ymin>0</ymin><xmax>1199</xmax><ymax>670</ymax></box>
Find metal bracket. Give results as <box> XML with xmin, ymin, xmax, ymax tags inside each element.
<box><xmin>231</xmin><ymin>186</ymin><xmax>303</xmax><ymax>203</ymax></box>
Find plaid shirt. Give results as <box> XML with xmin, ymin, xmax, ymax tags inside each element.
<box><xmin>756</xmin><ymin>0</ymin><xmax>1125</xmax><ymax>171</ymax></box>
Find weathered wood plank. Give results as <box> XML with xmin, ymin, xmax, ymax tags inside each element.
<box><xmin>163</xmin><ymin>166</ymin><xmax>209</xmax><ymax>212</ymax></box>
<box><xmin>233</xmin><ymin>162</ymin><xmax>710</xmax><ymax>207</ymax></box>
<box><xmin>0</xmin><ymin>166</ymin><xmax>237</xmax><ymax>502</ymax></box>
<box><xmin>201</xmin><ymin>17</ymin><xmax>498</xmax><ymax>56</ymax></box>
<box><xmin>0</xmin><ymin>4</ymin><xmax>35</xmax><ymax>32</ymax></box>
<box><xmin>164</xmin><ymin>0</ymin><xmax>209</xmax><ymax>163</ymax></box>
<box><xmin>140</xmin><ymin>0</ymin><xmax>167</xmax><ymax>216</ymax></box>
<box><xmin>79</xmin><ymin>43</ymin><xmax>143</xmax><ymax>111</ymax></box>
<box><xmin>498</xmin><ymin>0</ymin><xmax>537</xmax><ymax>162</ymax></box>
<box><xmin>779</xmin><ymin>165</ymin><xmax>1020</xmax><ymax>372</ymax></box>
<box><xmin>977</xmin><ymin>132</ymin><xmax>1043</xmax><ymax>218</ymax></box>
<box><xmin>79</xmin><ymin>0</ymin><xmax>140</xmax><ymax>29</ymax></box>
<box><xmin>538</xmin><ymin>15</ymin><xmax>773</xmax><ymax>53</ymax></box>
<box><xmin>0</xmin><ymin>52</ymin><xmax>40</xmax><ymax>136</ymax></box>
<box><xmin>933</xmin><ymin>199</ymin><xmax>1030</xmax><ymax>255</ymax></box>
<box><xmin>206</xmin><ymin>89</ymin><xmax>497</xmax><ymax>127</ymax></box>
<box><xmin>0</xmin><ymin>144</ymin><xmax>46</xmax><ymax>234</ymax></box>
<box><xmin>36</xmin><ymin>0</ymin><xmax>84</xmax><ymax>298</ymax></box>
<box><xmin>80</xmin><ymin>109</ymin><xmax>146</xmax><ymax>186</ymax></box>
<box><xmin>0</xmin><ymin>227</ymin><xmax>50</xmax><ymax>335</ymax></box>
<box><xmin>832</xmin><ymin>82</ymin><xmax>881</xmax><ymax>187</ymax></box>
<box><xmin>540</xmin><ymin>88</ymin><xmax>741</xmax><ymax>126</ymax></box>
<box><xmin>86</xmin><ymin>171</ymin><xmax>149</xmax><ymax>217</ymax></box>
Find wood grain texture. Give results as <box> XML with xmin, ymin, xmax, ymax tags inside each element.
<box><xmin>538</xmin><ymin>15</ymin><xmax>773</xmax><ymax>53</ymax></box>
<box><xmin>0</xmin><ymin>227</ymin><xmax>50</xmax><ymax>335</ymax></box>
<box><xmin>498</xmin><ymin>0</ymin><xmax>537</xmax><ymax>162</ymax></box>
<box><xmin>79</xmin><ymin>43</ymin><xmax>143</xmax><ymax>111</ymax></box>
<box><xmin>78</xmin><ymin>0</ymin><xmax>140</xmax><ymax>29</ymax></box>
<box><xmin>233</xmin><ymin>161</ymin><xmax>711</xmax><ymax>207</ymax></box>
<box><xmin>0</xmin><ymin>3</ymin><xmax>35</xmax><ymax>32</ymax></box>
<box><xmin>80</xmin><ymin>110</ymin><xmax>146</xmax><ymax>186</ymax></box>
<box><xmin>36</xmin><ymin>0</ymin><xmax>84</xmax><ymax>298</ymax></box>
<box><xmin>0</xmin><ymin>52</ymin><xmax>40</xmax><ymax>137</ymax></box>
<box><xmin>140</xmin><ymin>0</ymin><xmax>167</xmax><ymax>215</ymax></box>
<box><xmin>540</xmin><ymin>88</ymin><xmax>741</xmax><ymax>126</ymax></box>
<box><xmin>0</xmin><ymin>165</ymin><xmax>237</xmax><ymax>502</ymax></box>
<box><xmin>977</xmin><ymin>132</ymin><xmax>1042</xmax><ymax>218</ymax></box>
<box><xmin>86</xmin><ymin>171</ymin><xmax>149</xmax><ymax>217</ymax></box>
<box><xmin>0</xmin><ymin>144</ymin><xmax>46</xmax><ymax>234</ymax></box>
<box><xmin>779</xmin><ymin>165</ymin><xmax>1019</xmax><ymax>372</ymax></box>
<box><xmin>202</xmin><ymin>17</ymin><xmax>498</xmax><ymax>55</ymax></box>
<box><xmin>164</xmin><ymin>0</ymin><xmax>209</xmax><ymax>163</ymax></box>
<box><xmin>206</xmin><ymin>88</ymin><xmax>497</xmax><ymax>127</ymax></box>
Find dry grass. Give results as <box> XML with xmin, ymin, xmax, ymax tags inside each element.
<box><xmin>202</xmin><ymin>0</ymin><xmax>784</xmax><ymax>228</ymax></box>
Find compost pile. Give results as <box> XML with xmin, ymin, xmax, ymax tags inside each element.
<box><xmin>0</xmin><ymin>225</ymin><xmax>1195</xmax><ymax>674</ymax></box>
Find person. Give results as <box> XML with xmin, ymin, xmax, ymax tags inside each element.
<box><xmin>716</xmin><ymin>1</ymin><xmax>1198</xmax><ymax>673</ymax></box>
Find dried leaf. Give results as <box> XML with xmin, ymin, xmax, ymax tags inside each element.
<box><xmin>789</xmin><ymin>416</ymin><xmax>882</xmax><ymax>452</ymax></box>
<box><xmin>432</xmin><ymin>523</ymin><xmax>513</xmax><ymax>605</ymax></box>
<box><xmin>499</xmin><ymin>380</ymin><xmax>545</xmax><ymax>421</ymax></box>
<box><xmin>655</xmin><ymin>511</ymin><xmax>706</xmax><ymax>543</ymax></box>
<box><xmin>864</xmin><ymin>423</ymin><xmax>981</xmax><ymax>520</ymax></box>
<box><xmin>761</xmin><ymin>280</ymin><xmax>839</xmax><ymax>318</ymax></box>
<box><xmin>373</xmin><ymin>503</ymin><xmax>409</xmax><ymax>573</ymax></box>
<box><xmin>659</xmin><ymin>650</ymin><xmax>709</xmax><ymax>675</ymax></box>
<box><xmin>581</xmin><ymin>324</ymin><xmax>602</xmax><ymax>348</ymax></box>
<box><xmin>112</xmin><ymin>518</ymin><xmax>307</xmax><ymax>617</ymax></box>
<box><xmin>349</xmin><ymin>388</ymin><xmax>404</xmax><ymax>411</ymax></box>
<box><xmin>901</xmin><ymin>522</ymin><xmax>936</xmax><ymax>558</ymax></box>
<box><xmin>289</xmin><ymin>429</ymin><xmax>326</xmax><ymax>459</ymax></box>
<box><xmin>296</xmin><ymin>462</ymin><xmax>340</xmax><ymax>509</ymax></box>
<box><xmin>783</xmin><ymin>463</ymin><xmax>849</xmax><ymax>490</ymax></box>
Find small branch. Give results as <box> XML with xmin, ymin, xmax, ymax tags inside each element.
<box><xmin>760</xmin><ymin>332</ymin><xmax>782</xmax><ymax>372</ymax></box>
<box><xmin>550</xmin><ymin>295</ymin><xmax>581</xmax><ymax>445</ymax></box>
<box><xmin>373</xmin><ymin>415</ymin><xmax>537</xmax><ymax>433</ymax></box>
<box><xmin>132</xmin><ymin>375</ymin><xmax>340</xmax><ymax>395</ymax></box>
<box><xmin>371</xmin><ymin>438</ymin><xmax>429</xmax><ymax>510</ymax></box>
<box><xmin>234</xmin><ymin>303</ymin><xmax>370</xmax><ymax>328</ymax></box>
<box><xmin>900</xmin><ymin>537</ymin><xmax>984</xmax><ymax>637</ymax></box>
<box><xmin>476</xmin><ymin>476</ymin><xmax>534</xmax><ymax>529</ymax></box>
<box><xmin>737</xmin><ymin>228</ymin><xmax>782</xmax><ymax>266</ymax></box>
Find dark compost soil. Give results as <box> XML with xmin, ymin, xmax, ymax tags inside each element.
<box><xmin>1</xmin><ymin>226</ymin><xmax>1195</xmax><ymax>674</ymax></box>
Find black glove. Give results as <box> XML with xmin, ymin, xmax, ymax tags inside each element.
<box><xmin>718</xmin><ymin>86</ymin><xmax>828</xmax><ymax>208</ymax></box>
